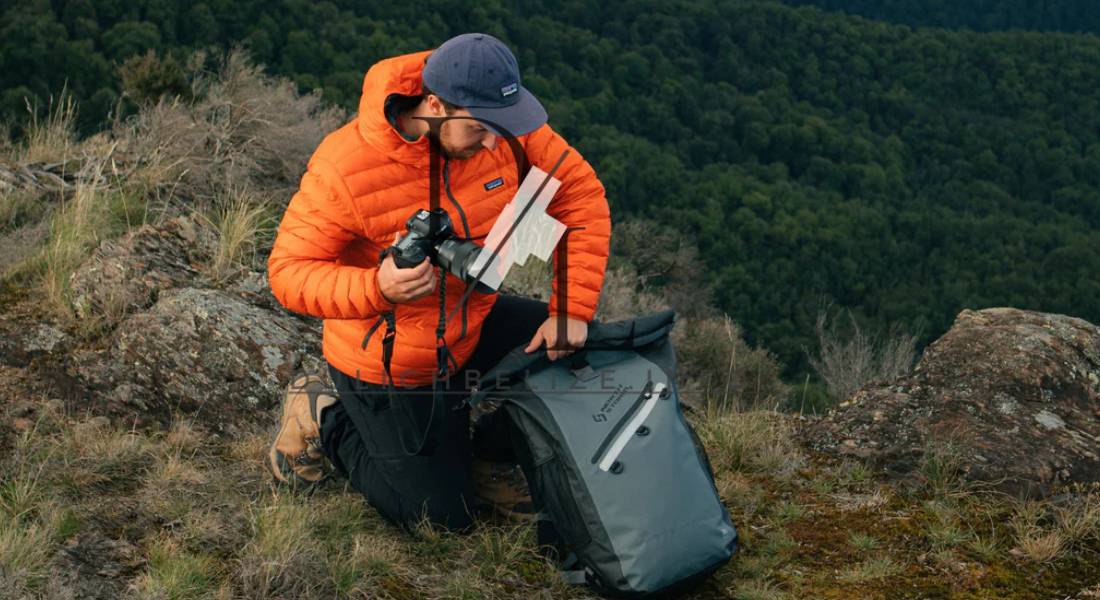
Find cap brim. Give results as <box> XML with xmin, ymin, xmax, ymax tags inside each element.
<box><xmin>465</xmin><ymin>86</ymin><xmax>547</xmax><ymax>139</ymax></box>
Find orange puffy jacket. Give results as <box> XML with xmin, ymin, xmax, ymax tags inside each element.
<box><xmin>268</xmin><ymin>50</ymin><xmax>611</xmax><ymax>387</ymax></box>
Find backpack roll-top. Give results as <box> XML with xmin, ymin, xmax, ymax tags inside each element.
<box><xmin>470</xmin><ymin>310</ymin><xmax>738</xmax><ymax>597</ymax></box>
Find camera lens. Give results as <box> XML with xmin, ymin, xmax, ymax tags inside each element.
<box><xmin>436</xmin><ymin>239</ymin><xmax>500</xmax><ymax>295</ymax></box>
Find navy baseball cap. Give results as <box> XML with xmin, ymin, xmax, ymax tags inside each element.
<box><xmin>422</xmin><ymin>33</ymin><xmax>547</xmax><ymax>138</ymax></box>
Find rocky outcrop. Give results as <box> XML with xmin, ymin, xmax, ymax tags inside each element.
<box><xmin>69</xmin><ymin>287</ymin><xmax>327</xmax><ymax>432</ymax></box>
<box><xmin>804</xmin><ymin>308</ymin><xmax>1100</xmax><ymax>498</ymax></box>
<box><xmin>68</xmin><ymin>216</ymin><xmax>210</xmax><ymax>321</ymax></box>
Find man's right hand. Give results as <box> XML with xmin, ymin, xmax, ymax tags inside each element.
<box><xmin>378</xmin><ymin>233</ymin><xmax>436</xmax><ymax>304</ymax></box>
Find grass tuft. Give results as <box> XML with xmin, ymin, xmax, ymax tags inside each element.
<box><xmin>916</xmin><ymin>440</ymin><xmax>965</xmax><ymax>497</ymax></box>
<box><xmin>927</xmin><ymin>520</ymin><xmax>973</xmax><ymax>550</ymax></box>
<box><xmin>132</xmin><ymin>536</ymin><xmax>216</xmax><ymax>600</ymax></box>
<box><xmin>1014</xmin><ymin>527</ymin><xmax>1067</xmax><ymax>564</ymax></box>
<box><xmin>838</xmin><ymin>555</ymin><xmax>905</xmax><ymax>582</ymax></box>
<box><xmin>847</xmin><ymin>530</ymin><xmax>880</xmax><ymax>552</ymax></box>
<box><xmin>967</xmin><ymin>529</ymin><xmax>1002</xmax><ymax>561</ymax></box>
<box><xmin>771</xmin><ymin>500</ymin><xmax>806</xmax><ymax>523</ymax></box>
<box><xmin>699</xmin><ymin>410</ymin><xmax>801</xmax><ymax>474</ymax></box>
<box><xmin>18</xmin><ymin>92</ymin><xmax>78</xmax><ymax>164</ymax></box>
<box><xmin>238</xmin><ymin>493</ymin><xmax>323</xmax><ymax>599</ymax></box>
<box><xmin>50</xmin><ymin>417</ymin><xmax>151</xmax><ymax>492</ymax></box>
<box><xmin>199</xmin><ymin>189</ymin><xmax>274</xmax><ymax>285</ymax></box>
<box><xmin>731</xmin><ymin>577</ymin><xmax>788</xmax><ymax>600</ymax></box>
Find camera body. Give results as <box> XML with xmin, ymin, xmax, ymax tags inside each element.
<box><xmin>389</xmin><ymin>208</ymin><xmax>498</xmax><ymax>295</ymax></box>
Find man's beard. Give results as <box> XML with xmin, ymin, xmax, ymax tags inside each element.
<box><xmin>440</xmin><ymin>138</ymin><xmax>484</xmax><ymax>160</ymax></box>
<box><xmin>438</xmin><ymin>122</ymin><xmax>484</xmax><ymax>160</ymax></box>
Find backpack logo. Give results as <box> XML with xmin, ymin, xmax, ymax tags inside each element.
<box><xmin>484</xmin><ymin>177</ymin><xmax>504</xmax><ymax>191</ymax></box>
<box><xmin>501</xmin><ymin>82</ymin><xmax>518</xmax><ymax>97</ymax></box>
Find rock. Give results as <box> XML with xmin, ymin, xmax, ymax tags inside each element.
<box><xmin>0</xmin><ymin>322</ymin><xmax>73</xmax><ymax>367</ymax></box>
<box><xmin>68</xmin><ymin>217</ymin><xmax>208</xmax><ymax>322</ymax></box>
<box><xmin>69</xmin><ymin>287</ymin><xmax>325</xmax><ymax>431</ymax></box>
<box><xmin>803</xmin><ymin>308</ymin><xmax>1100</xmax><ymax>498</ymax></box>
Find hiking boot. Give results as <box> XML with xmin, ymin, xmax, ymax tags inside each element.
<box><xmin>473</xmin><ymin>458</ymin><xmax>537</xmax><ymax>522</ymax></box>
<box><xmin>268</xmin><ymin>373</ymin><xmax>338</xmax><ymax>485</ymax></box>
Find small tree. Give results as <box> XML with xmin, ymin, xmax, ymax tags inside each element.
<box><xmin>119</xmin><ymin>50</ymin><xmax>191</xmax><ymax>106</ymax></box>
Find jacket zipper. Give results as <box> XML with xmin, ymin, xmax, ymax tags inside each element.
<box><xmin>361</xmin><ymin>315</ymin><xmax>385</xmax><ymax>350</ymax></box>
<box><xmin>442</xmin><ymin>158</ymin><xmax>472</xmax><ymax>237</ymax></box>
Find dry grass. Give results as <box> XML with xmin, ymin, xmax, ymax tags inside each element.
<box><xmin>131</xmin><ymin>536</ymin><xmax>217</xmax><ymax>600</ymax></box>
<box><xmin>199</xmin><ymin>189</ymin><xmax>273</xmax><ymax>285</ymax></box>
<box><xmin>967</xmin><ymin>528</ymin><xmax>1003</xmax><ymax>561</ymax></box>
<box><xmin>238</xmin><ymin>493</ymin><xmax>324</xmax><ymax>599</ymax></box>
<box><xmin>24</xmin><ymin>159</ymin><xmax>146</xmax><ymax>335</ymax></box>
<box><xmin>838</xmin><ymin>555</ymin><xmax>905</xmax><ymax>582</ymax></box>
<box><xmin>674</xmin><ymin>314</ymin><xmax>789</xmax><ymax>412</ymax></box>
<box><xmin>2</xmin><ymin>47</ymin><xmax>341</xmax><ymax>323</ymax></box>
<box><xmin>836</xmin><ymin>459</ymin><xmax>877</xmax><ymax>490</ymax></box>
<box><xmin>806</xmin><ymin>304</ymin><xmax>919</xmax><ymax>404</ymax></box>
<box><xmin>1003</xmin><ymin>495</ymin><xmax>1100</xmax><ymax>564</ymax></box>
<box><xmin>1015</xmin><ymin>527</ymin><xmax>1068</xmax><ymax>564</ymax></box>
<box><xmin>17</xmin><ymin>92</ymin><xmax>78</xmax><ymax>164</ymax></box>
<box><xmin>730</xmin><ymin>577</ymin><xmax>787</xmax><ymax>600</ymax></box>
<box><xmin>0</xmin><ymin>399</ymin><xmax>1098</xmax><ymax>599</ymax></box>
<box><xmin>120</xmin><ymin>48</ymin><xmax>344</xmax><ymax>213</ymax></box>
<box><xmin>927</xmin><ymin>518</ymin><xmax>973</xmax><ymax>550</ymax></box>
<box><xmin>39</xmin><ymin>182</ymin><xmax>113</xmax><ymax>318</ymax></box>
<box><xmin>1010</xmin><ymin>500</ymin><xmax>1068</xmax><ymax>564</ymax></box>
<box><xmin>0</xmin><ymin>512</ymin><xmax>54</xmax><ymax>584</ymax></box>
<box><xmin>916</xmin><ymin>440</ymin><xmax>966</xmax><ymax>497</ymax></box>
<box><xmin>593</xmin><ymin>263</ymin><xmax>671</xmax><ymax>323</ymax></box>
<box><xmin>47</xmin><ymin>416</ymin><xmax>153</xmax><ymax>492</ymax></box>
<box><xmin>1055</xmin><ymin>495</ymin><xmax>1100</xmax><ymax>544</ymax></box>
<box><xmin>325</xmin><ymin>534</ymin><xmax>407</xmax><ymax>596</ymax></box>
<box><xmin>697</xmin><ymin>409</ymin><xmax>802</xmax><ymax>474</ymax></box>
<box><xmin>847</xmin><ymin>530</ymin><xmax>880</xmax><ymax>552</ymax></box>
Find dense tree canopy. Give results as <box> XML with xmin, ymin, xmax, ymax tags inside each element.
<box><xmin>777</xmin><ymin>0</ymin><xmax>1100</xmax><ymax>35</ymax></box>
<box><xmin>4</xmin><ymin>0</ymin><xmax>1100</xmax><ymax>378</ymax></box>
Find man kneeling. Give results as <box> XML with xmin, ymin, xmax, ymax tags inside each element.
<box><xmin>265</xmin><ymin>33</ymin><xmax>610</xmax><ymax>532</ymax></box>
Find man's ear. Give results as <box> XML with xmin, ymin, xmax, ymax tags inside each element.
<box><xmin>427</xmin><ymin>95</ymin><xmax>445</xmax><ymax>117</ymax></box>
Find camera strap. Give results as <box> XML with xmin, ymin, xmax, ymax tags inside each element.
<box><xmin>375</xmin><ymin>261</ymin><xmax>454</xmax><ymax>458</ymax></box>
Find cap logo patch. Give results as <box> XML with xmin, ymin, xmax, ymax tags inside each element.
<box><xmin>501</xmin><ymin>82</ymin><xmax>518</xmax><ymax>97</ymax></box>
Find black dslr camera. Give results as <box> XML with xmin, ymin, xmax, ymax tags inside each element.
<box><xmin>389</xmin><ymin>208</ymin><xmax>498</xmax><ymax>294</ymax></box>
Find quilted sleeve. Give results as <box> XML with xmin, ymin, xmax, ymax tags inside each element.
<box><xmin>267</xmin><ymin>158</ymin><xmax>395</xmax><ymax>319</ymax></box>
<box><xmin>525</xmin><ymin>125</ymin><xmax>611</xmax><ymax>322</ymax></box>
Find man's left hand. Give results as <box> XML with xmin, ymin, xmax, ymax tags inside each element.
<box><xmin>525</xmin><ymin>316</ymin><xmax>588</xmax><ymax>361</ymax></box>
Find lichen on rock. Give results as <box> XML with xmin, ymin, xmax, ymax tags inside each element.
<box><xmin>803</xmin><ymin>307</ymin><xmax>1100</xmax><ymax>498</ymax></box>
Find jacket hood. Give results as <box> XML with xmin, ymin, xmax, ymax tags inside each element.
<box><xmin>357</xmin><ymin>50</ymin><xmax>434</xmax><ymax>165</ymax></box>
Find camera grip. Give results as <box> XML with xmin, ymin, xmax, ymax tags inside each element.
<box><xmin>391</xmin><ymin>247</ymin><xmax>426</xmax><ymax>269</ymax></box>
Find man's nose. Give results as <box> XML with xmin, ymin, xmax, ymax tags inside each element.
<box><xmin>483</xmin><ymin>133</ymin><xmax>498</xmax><ymax>151</ymax></box>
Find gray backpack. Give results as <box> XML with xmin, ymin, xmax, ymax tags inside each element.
<box><xmin>468</xmin><ymin>310</ymin><xmax>738</xmax><ymax>597</ymax></box>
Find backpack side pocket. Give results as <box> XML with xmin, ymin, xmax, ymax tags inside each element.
<box><xmin>532</xmin><ymin>455</ymin><xmax>592</xmax><ymax>551</ymax></box>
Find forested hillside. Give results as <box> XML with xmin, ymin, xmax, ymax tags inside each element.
<box><xmin>5</xmin><ymin>0</ymin><xmax>1100</xmax><ymax>377</ymax></box>
<box><xmin>777</xmin><ymin>0</ymin><xmax>1100</xmax><ymax>35</ymax></box>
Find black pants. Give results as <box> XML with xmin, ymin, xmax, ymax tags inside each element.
<box><xmin>319</xmin><ymin>295</ymin><xmax>548</xmax><ymax>532</ymax></box>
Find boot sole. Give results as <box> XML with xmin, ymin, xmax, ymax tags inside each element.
<box><xmin>267</xmin><ymin>373</ymin><xmax>326</xmax><ymax>485</ymax></box>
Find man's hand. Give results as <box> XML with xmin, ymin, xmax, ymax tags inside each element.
<box><xmin>525</xmin><ymin>316</ymin><xmax>588</xmax><ymax>361</ymax></box>
<box><xmin>377</xmin><ymin>233</ymin><xmax>436</xmax><ymax>304</ymax></box>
